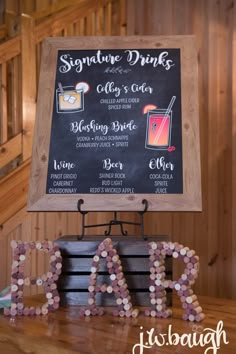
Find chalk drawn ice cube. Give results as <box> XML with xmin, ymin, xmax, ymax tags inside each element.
<box><xmin>63</xmin><ymin>94</ymin><xmax>70</xmax><ymax>102</ymax></box>
<box><xmin>68</xmin><ymin>96</ymin><xmax>77</xmax><ymax>104</ymax></box>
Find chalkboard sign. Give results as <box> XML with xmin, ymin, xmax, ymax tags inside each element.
<box><xmin>28</xmin><ymin>36</ymin><xmax>201</xmax><ymax>212</ymax></box>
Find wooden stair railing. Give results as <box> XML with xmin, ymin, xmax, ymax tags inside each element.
<box><xmin>0</xmin><ymin>0</ymin><xmax>127</xmax><ymax>226</ymax></box>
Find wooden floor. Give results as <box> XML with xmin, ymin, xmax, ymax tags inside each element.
<box><xmin>0</xmin><ymin>295</ymin><xmax>235</xmax><ymax>353</ymax></box>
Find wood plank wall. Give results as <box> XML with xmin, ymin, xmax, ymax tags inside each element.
<box><xmin>1</xmin><ymin>0</ymin><xmax>236</xmax><ymax>300</ymax></box>
<box><xmin>127</xmin><ymin>0</ymin><xmax>236</xmax><ymax>299</ymax></box>
<box><xmin>233</xmin><ymin>0</ymin><xmax>236</xmax><ymax>302</ymax></box>
<box><xmin>0</xmin><ymin>0</ymin><xmax>135</xmax><ymax>297</ymax></box>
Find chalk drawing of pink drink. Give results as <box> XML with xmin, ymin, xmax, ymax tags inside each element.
<box><xmin>145</xmin><ymin>96</ymin><xmax>176</xmax><ymax>150</ymax></box>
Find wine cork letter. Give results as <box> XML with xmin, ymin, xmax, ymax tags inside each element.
<box><xmin>146</xmin><ymin>241</ymin><xmax>204</xmax><ymax>322</ymax></box>
<box><xmin>5</xmin><ymin>241</ymin><xmax>62</xmax><ymax>316</ymax></box>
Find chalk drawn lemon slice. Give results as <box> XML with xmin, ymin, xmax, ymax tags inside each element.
<box><xmin>75</xmin><ymin>81</ymin><xmax>90</xmax><ymax>93</ymax></box>
<box><xmin>142</xmin><ymin>104</ymin><xmax>157</xmax><ymax>115</ymax></box>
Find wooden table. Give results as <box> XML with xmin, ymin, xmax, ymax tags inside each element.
<box><xmin>0</xmin><ymin>295</ymin><xmax>235</xmax><ymax>353</ymax></box>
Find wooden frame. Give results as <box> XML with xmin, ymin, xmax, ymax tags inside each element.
<box><xmin>28</xmin><ymin>36</ymin><xmax>201</xmax><ymax>212</ymax></box>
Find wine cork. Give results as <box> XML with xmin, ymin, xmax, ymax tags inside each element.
<box><xmin>88</xmin><ymin>285</ymin><xmax>95</xmax><ymax>293</ymax></box>
<box><xmin>155</xmin><ymin>273</ymin><xmax>165</xmax><ymax>280</ymax></box>
<box><xmin>11</xmin><ymin>284</ymin><xmax>18</xmax><ymax>292</ymax></box>
<box><xmin>112</xmin><ymin>255</ymin><xmax>119</xmax><ymax>263</ymax></box>
<box><xmin>155</xmin><ymin>266</ymin><xmax>166</xmax><ymax>274</ymax></box>
<box><xmin>151</xmin><ymin>242</ymin><xmax>157</xmax><ymax>250</ymax></box>
<box><xmin>54</xmin><ymin>296</ymin><xmax>60</xmax><ymax>303</ymax></box>
<box><xmin>155</xmin><ymin>279</ymin><xmax>163</xmax><ymax>286</ymax></box>
<box><xmin>156</xmin><ymin>297</ymin><xmax>166</xmax><ymax>305</ymax></box>
<box><xmin>85</xmin><ymin>309</ymin><xmax>91</xmax><ymax>316</ymax></box>
<box><xmin>10</xmin><ymin>309</ymin><xmax>17</xmax><ymax>316</ymax></box>
<box><xmin>150</xmin><ymin>267</ymin><xmax>156</xmax><ymax>274</ymax></box>
<box><xmin>174</xmin><ymin>283</ymin><xmax>181</xmax><ymax>291</ymax></box>
<box><xmin>93</xmin><ymin>255</ymin><xmax>99</xmax><ymax>262</ymax></box>
<box><xmin>196</xmin><ymin>313</ymin><xmax>205</xmax><ymax>322</ymax></box>
<box><xmin>101</xmin><ymin>250</ymin><xmax>108</xmax><ymax>258</ymax></box>
<box><xmin>163</xmin><ymin>309</ymin><xmax>172</xmax><ymax>318</ymax></box>
<box><xmin>156</xmin><ymin>304</ymin><xmax>163</xmax><ymax>311</ymax></box>
<box><xmin>116</xmin><ymin>298</ymin><xmax>123</xmax><ymax>305</ymax></box>
<box><xmin>150</xmin><ymin>298</ymin><xmax>156</xmax><ymax>305</ymax></box>
<box><xmin>149</xmin><ymin>285</ymin><xmax>155</xmax><ymax>293</ymax></box>
<box><xmin>161</xmin><ymin>249</ymin><xmax>166</xmax><ymax>256</ymax></box>
<box><xmin>17</xmin><ymin>302</ymin><xmax>24</xmax><ymax>310</ymax></box>
<box><xmin>36</xmin><ymin>278</ymin><xmax>43</xmax><ymax>286</ymax></box>
<box><xmin>52</xmin><ymin>274</ymin><xmax>59</xmax><ymax>281</ymax></box>
<box><xmin>180</xmin><ymin>248</ymin><xmax>187</xmax><ymax>256</ymax></box>
<box><xmin>149</xmin><ymin>255</ymin><xmax>156</xmax><ymax>262</ymax></box>
<box><xmin>191</xmin><ymin>268</ymin><xmax>198</xmax><ymax>275</ymax></box>
<box><xmin>113</xmin><ymin>286</ymin><xmax>119</xmax><ymax>293</ymax></box>
<box><xmin>165</xmin><ymin>248</ymin><xmax>172</xmax><ymax>256</ymax></box>
<box><xmin>118</xmin><ymin>279</ymin><xmax>125</xmax><ymax>286</ymax></box>
<box><xmin>154</xmin><ymin>260</ymin><xmax>161</xmax><ymax>267</ymax></box>
<box><xmin>29</xmin><ymin>307</ymin><xmax>36</xmax><ymax>316</ymax></box>
<box><xmin>124</xmin><ymin>304</ymin><xmax>131</xmax><ymax>311</ymax></box>
<box><xmin>150</xmin><ymin>310</ymin><xmax>157</xmax><ymax>317</ymax></box>
<box><xmin>188</xmin><ymin>314</ymin><xmax>196</xmax><ymax>322</ymax></box>
<box><xmin>48</xmin><ymin>298</ymin><xmax>54</xmax><ymax>305</ymax></box>
<box><xmin>184</xmin><ymin>256</ymin><xmax>190</xmax><ymax>263</ymax></box>
<box><xmin>19</xmin><ymin>254</ymin><xmax>26</xmax><ymax>262</ymax></box>
<box><xmin>100</xmin><ymin>284</ymin><xmax>107</xmax><ymax>293</ymax></box>
<box><xmin>88</xmin><ymin>278</ymin><xmax>96</xmax><ymax>286</ymax></box>
<box><xmin>192</xmin><ymin>306</ymin><xmax>203</xmax><ymax>315</ymax></box>
<box><xmin>88</xmin><ymin>298</ymin><xmax>95</xmax><ymax>305</ymax></box>
<box><xmin>11</xmin><ymin>240</ymin><xmax>18</xmax><ymax>249</ymax></box>
<box><xmin>183</xmin><ymin>288</ymin><xmax>193</xmax><ymax>296</ymax></box>
<box><xmin>107</xmin><ymin>285</ymin><xmax>113</xmax><ymax>294</ymax></box>
<box><xmin>125</xmin><ymin>310</ymin><xmax>132</xmax><ymax>318</ymax></box>
<box><xmin>117</xmin><ymin>272</ymin><xmax>124</xmax><ymax>280</ymax></box>
<box><xmin>90</xmin><ymin>266</ymin><xmax>97</xmax><ymax>273</ymax></box>
<box><xmin>173</xmin><ymin>251</ymin><xmax>179</xmax><ymax>258</ymax></box>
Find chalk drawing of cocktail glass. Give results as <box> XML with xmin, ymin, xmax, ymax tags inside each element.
<box><xmin>56</xmin><ymin>82</ymin><xmax>89</xmax><ymax>113</ymax></box>
<box><xmin>145</xmin><ymin>96</ymin><xmax>176</xmax><ymax>150</ymax></box>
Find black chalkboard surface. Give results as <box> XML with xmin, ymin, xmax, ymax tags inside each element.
<box><xmin>46</xmin><ymin>48</ymin><xmax>182</xmax><ymax>196</ymax></box>
<box><xmin>28</xmin><ymin>36</ymin><xmax>201</xmax><ymax>212</ymax></box>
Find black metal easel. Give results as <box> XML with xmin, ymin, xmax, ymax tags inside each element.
<box><xmin>77</xmin><ymin>199</ymin><xmax>148</xmax><ymax>240</ymax></box>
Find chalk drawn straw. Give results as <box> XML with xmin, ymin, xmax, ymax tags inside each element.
<box><xmin>58</xmin><ymin>82</ymin><xmax>64</xmax><ymax>94</ymax></box>
<box><xmin>153</xmin><ymin>96</ymin><xmax>176</xmax><ymax>145</ymax></box>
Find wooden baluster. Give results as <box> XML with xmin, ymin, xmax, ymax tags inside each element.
<box><xmin>120</xmin><ymin>0</ymin><xmax>127</xmax><ymax>36</ymax></box>
<box><xmin>96</xmin><ymin>7</ymin><xmax>104</xmax><ymax>35</ymax></box>
<box><xmin>21</xmin><ymin>14</ymin><xmax>36</xmax><ymax>161</ymax></box>
<box><xmin>232</xmin><ymin>0</ymin><xmax>236</xmax><ymax>299</ymax></box>
<box><xmin>0</xmin><ymin>62</ymin><xmax>7</xmax><ymax>144</ymax></box>
<box><xmin>104</xmin><ymin>1</ymin><xmax>112</xmax><ymax>35</ymax></box>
